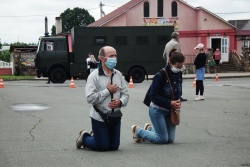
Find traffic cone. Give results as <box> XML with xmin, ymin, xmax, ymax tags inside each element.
<box><xmin>192</xmin><ymin>76</ymin><xmax>196</xmax><ymax>87</ymax></box>
<box><xmin>215</xmin><ymin>73</ymin><xmax>219</xmax><ymax>82</ymax></box>
<box><xmin>69</xmin><ymin>77</ymin><xmax>76</xmax><ymax>88</ymax></box>
<box><xmin>128</xmin><ymin>76</ymin><xmax>134</xmax><ymax>88</ymax></box>
<box><xmin>0</xmin><ymin>78</ymin><xmax>5</xmax><ymax>88</ymax></box>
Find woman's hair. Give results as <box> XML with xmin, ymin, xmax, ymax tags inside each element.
<box><xmin>169</xmin><ymin>48</ymin><xmax>185</xmax><ymax>64</ymax></box>
<box><xmin>90</xmin><ymin>55</ymin><xmax>97</xmax><ymax>63</ymax></box>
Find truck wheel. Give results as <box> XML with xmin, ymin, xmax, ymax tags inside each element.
<box><xmin>50</xmin><ymin>68</ymin><xmax>67</xmax><ymax>83</ymax></box>
<box><xmin>129</xmin><ymin>67</ymin><xmax>145</xmax><ymax>83</ymax></box>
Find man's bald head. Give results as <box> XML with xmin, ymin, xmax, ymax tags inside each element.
<box><xmin>99</xmin><ymin>46</ymin><xmax>116</xmax><ymax>57</ymax></box>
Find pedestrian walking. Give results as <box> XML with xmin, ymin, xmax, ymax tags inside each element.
<box><xmin>76</xmin><ymin>46</ymin><xmax>129</xmax><ymax>151</ymax></box>
<box><xmin>131</xmin><ymin>49</ymin><xmax>185</xmax><ymax>144</ymax></box>
<box><xmin>88</xmin><ymin>54</ymin><xmax>98</xmax><ymax>73</ymax></box>
<box><xmin>194</xmin><ymin>43</ymin><xmax>207</xmax><ymax>101</ymax></box>
<box><xmin>162</xmin><ymin>32</ymin><xmax>187</xmax><ymax>101</ymax></box>
<box><xmin>86</xmin><ymin>52</ymin><xmax>92</xmax><ymax>79</ymax></box>
<box><xmin>213</xmin><ymin>48</ymin><xmax>221</xmax><ymax>68</ymax></box>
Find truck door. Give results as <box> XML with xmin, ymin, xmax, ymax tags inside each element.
<box><xmin>55</xmin><ymin>39</ymin><xmax>68</xmax><ymax>65</ymax></box>
<box><xmin>39</xmin><ymin>40</ymin><xmax>56</xmax><ymax>75</ymax></box>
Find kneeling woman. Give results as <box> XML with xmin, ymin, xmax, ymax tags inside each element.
<box><xmin>132</xmin><ymin>49</ymin><xmax>185</xmax><ymax>144</ymax></box>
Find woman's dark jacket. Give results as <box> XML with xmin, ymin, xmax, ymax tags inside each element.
<box><xmin>88</xmin><ymin>61</ymin><xmax>97</xmax><ymax>68</ymax></box>
<box><xmin>194</xmin><ymin>53</ymin><xmax>207</xmax><ymax>69</ymax></box>
<box><xmin>149</xmin><ymin>65</ymin><xmax>182</xmax><ymax>110</ymax></box>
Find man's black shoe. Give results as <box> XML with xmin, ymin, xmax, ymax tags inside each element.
<box><xmin>180</xmin><ymin>97</ymin><xmax>187</xmax><ymax>101</ymax></box>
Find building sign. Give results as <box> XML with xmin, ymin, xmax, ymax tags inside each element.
<box><xmin>143</xmin><ymin>18</ymin><xmax>178</xmax><ymax>30</ymax></box>
<box><xmin>236</xmin><ymin>36</ymin><xmax>250</xmax><ymax>41</ymax></box>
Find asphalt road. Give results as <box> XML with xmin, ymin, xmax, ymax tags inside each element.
<box><xmin>0</xmin><ymin>78</ymin><xmax>250</xmax><ymax>167</ymax></box>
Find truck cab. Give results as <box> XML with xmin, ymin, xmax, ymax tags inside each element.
<box><xmin>35</xmin><ymin>36</ymin><xmax>69</xmax><ymax>83</ymax></box>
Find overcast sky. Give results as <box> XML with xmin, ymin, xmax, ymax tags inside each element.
<box><xmin>0</xmin><ymin>0</ymin><xmax>249</xmax><ymax>44</ymax></box>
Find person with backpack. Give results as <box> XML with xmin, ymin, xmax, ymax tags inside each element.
<box><xmin>131</xmin><ymin>49</ymin><xmax>185</xmax><ymax>144</ymax></box>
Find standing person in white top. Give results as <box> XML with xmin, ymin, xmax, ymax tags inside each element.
<box><xmin>163</xmin><ymin>32</ymin><xmax>187</xmax><ymax>101</ymax></box>
<box><xmin>89</xmin><ymin>55</ymin><xmax>97</xmax><ymax>73</ymax></box>
<box><xmin>86</xmin><ymin>52</ymin><xmax>92</xmax><ymax>80</ymax></box>
<box><xmin>163</xmin><ymin>32</ymin><xmax>181</xmax><ymax>63</ymax></box>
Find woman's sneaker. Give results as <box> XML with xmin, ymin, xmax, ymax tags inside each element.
<box><xmin>76</xmin><ymin>130</ymin><xmax>88</xmax><ymax>149</ymax></box>
<box><xmin>131</xmin><ymin>125</ymin><xmax>142</xmax><ymax>143</ymax></box>
<box><xmin>195</xmin><ymin>96</ymin><xmax>205</xmax><ymax>101</ymax></box>
<box><xmin>199</xmin><ymin>96</ymin><xmax>205</xmax><ymax>100</ymax></box>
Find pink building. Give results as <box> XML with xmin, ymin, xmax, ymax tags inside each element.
<box><xmin>89</xmin><ymin>0</ymin><xmax>238</xmax><ymax>63</ymax></box>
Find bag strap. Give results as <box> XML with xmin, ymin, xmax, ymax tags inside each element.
<box><xmin>162</xmin><ymin>68</ymin><xmax>174</xmax><ymax>101</ymax></box>
<box><xmin>110</xmin><ymin>72</ymin><xmax>115</xmax><ymax>113</ymax></box>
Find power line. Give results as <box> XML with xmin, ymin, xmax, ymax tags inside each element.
<box><xmin>0</xmin><ymin>7</ymin><xmax>100</xmax><ymax>18</ymax></box>
<box><xmin>105</xmin><ymin>5</ymin><xmax>118</xmax><ymax>8</ymax></box>
<box><xmin>0</xmin><ymin>13</ymin><xmax>60</xmax><ymax>17</ymax></box>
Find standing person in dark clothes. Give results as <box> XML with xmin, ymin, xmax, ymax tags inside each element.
<box><xmin>194</xmin><ymin>43</ymin><xmax>207</xmax><ymax>101</ymax></box>
<box><xmin>213</xmin><ymin>48</ymin><xmax>221</xmax><ymax>68</ymax></box>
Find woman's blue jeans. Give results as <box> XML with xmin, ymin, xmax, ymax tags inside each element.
<box><xmin>136</xmin><ymin>106</ymin><xmax>176</xmax><ymax>144</ymax></box>
<box><xmin>82</xmin><ymin>118</ymin><xmax>121</xmax><ymax>151</ymax></box>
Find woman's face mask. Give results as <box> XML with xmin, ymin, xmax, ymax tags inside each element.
<box><xmin>105</xmin><ymin>58</ymin><xmax>117</xmax><ymax>69</ymax></box>
<box><xmin>171</xmin><ymin>66</ymin><xmax>181</xmax><ymax>73</ymax></box>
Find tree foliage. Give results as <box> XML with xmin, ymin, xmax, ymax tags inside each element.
<box><xmin>60</xmin><ymin>7</ymin><xmax>95</xmax><ymax>32</ymax></box>
<box><xmin>10</xmin><ymin>42</ymin><xmax>29</xmax><ymax>46</ymax></box>
<box><xmin>51</xmin><ymin>25</ymin><xmax>56</xmax><ymax>36</ymax></box>
<box><xmin>0</xmin><ymin>50</ymin><xmax>10</xmax><ymax>62</ymax></box>
<box><xmin>0</xmin><ymin>41</ymin><xmax>2</xmax><ymax>49</ymax></box>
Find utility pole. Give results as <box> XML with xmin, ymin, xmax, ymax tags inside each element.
<box><xmin>100</xmin><ymin>2</ymin><xmax>105</xmax><ymax>18</ymax></box>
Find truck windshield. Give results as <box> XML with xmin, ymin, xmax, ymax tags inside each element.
<box><xmin>36</xmin><ymin>39</ymin><xmax>41</xmax><ymax>52</ymax></box>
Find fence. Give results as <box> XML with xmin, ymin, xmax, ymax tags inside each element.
<box><xmin>0</xmin><ymin>61</ymin><xmax>13</xmax><ymax>75</ymax></box>
<box><xmin>184</xmin><ymin>54</ymin><xmax>196</xmax><ymax>65</ymax></box>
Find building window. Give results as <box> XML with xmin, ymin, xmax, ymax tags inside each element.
<box><xmin>115</xmin><ymin>36</ymin><xmax>127</xmax><ymax>45</ymax></box>
<box><xmin>136</xmin><ymin>36</ymin><xmax>148</xmax><ymax>45</ymax></box>
<box><xmin>171</xmin><ymin>1</ymin><xmax>178</xmax><ymax>17</ymax></box>
<box><xmin>158</xmin><ymin>0</ymin><xmax>163</xmax><ymax>17</ymax></box>
<box><xmin>94</xmin><ymin>36</ymin><xmax>106</xmax><ymax>45</ymax></box>
<box><xmin>144</xmin><ymin>2</ymin><xmax>150</xmax><ymax>17</ymax></box>
<box><xmin>44</xmin><ymin>41</ymin><xmax>54</xmax><ymax>51</ymax></box>
<box><xmin>157</xmin><ymin>35</ymin><xmax>169</xmax><ymax>44</ymax></box>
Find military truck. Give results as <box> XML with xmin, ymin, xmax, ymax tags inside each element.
<box><xmin>35</xmin><ymin>26</ymin><xmax>173</xmax><ymax>83</ymax></box>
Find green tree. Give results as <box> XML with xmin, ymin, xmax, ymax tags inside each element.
<box><xmin>10</xmin><ymin>42</ymin><xmax>28</xmax><ymax>46</ymax></box>
<box><xmin>0</xmin><ymin>50</ymin><xmax>10</xmax><ymax>62</ymax></box>
<box><xmin>28</xmin><ymin>42</ymin><xmax>37</xmax><ymax>46</ymax></box>
<box><xmin>0</xmin><ymin>40</ymin><xmax>2</xmax><ymax>49</ymax></box>
<box><xmin>60</xmin><ymin>7</ymin><xmax>95</xmax><ymax>32</ymax></box>
<box><xmin>51</xmin><ymin>25</ymin><xmax>56</xmax><ymax>36</ymax></box>
<box><xmin>3</xmin><ymin>43</ymin><xmax>10</xmax><ymax>46</ymax></box>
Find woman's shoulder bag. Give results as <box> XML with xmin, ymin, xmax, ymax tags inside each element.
<box><xmin>163</xmin><ymin>68</ymin><xmax>180</xmax><ymax>126</ymax></box>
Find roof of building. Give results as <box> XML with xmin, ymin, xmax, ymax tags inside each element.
<box><xmin>88</xmin><ymin>0</ymin><xmax>143</xmax><ymax>27</ymax></box>
<box><xmin>195</xmin><ymin>6</ymin><xmax>237</xmax><ymax>29</ymax></box>
<box><xmin>228</xmin><ymin>19</ymin><xmax>250</xmax><ymax>30</ymax></box>
<box><xmin>9</xmin><ymin>46</ymin><xmax>37</xmax><ymax>53</ymax></box>
<box><xmin>88</xmin><ymin>0</ymin><xmax>236</xmax><ymax>29</ymax></box>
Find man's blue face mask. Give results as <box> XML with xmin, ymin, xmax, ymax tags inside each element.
<box><xmin>105</xmin><ymin>58</ymin><xmax>117</xmax><ymax>69</ymax></box>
